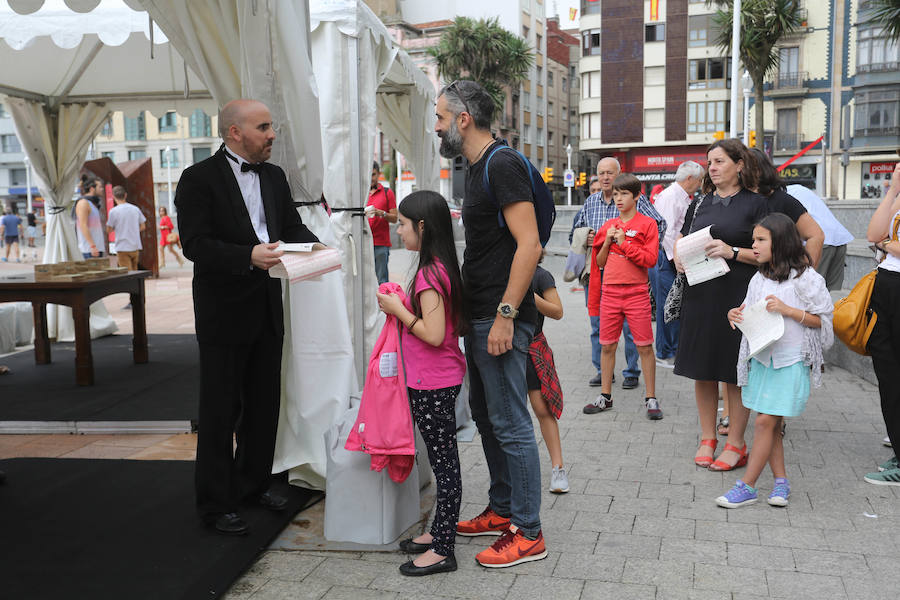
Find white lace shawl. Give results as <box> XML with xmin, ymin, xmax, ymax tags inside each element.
<box><xmin>736</xmin><ymin>268</ymin><xmax>834</xmax><ymax>387</ymax></box>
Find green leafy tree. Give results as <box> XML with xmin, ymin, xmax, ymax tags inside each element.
<box><xmin>709</xmin><ymin>0</ymin><xmax>805</xmax><ymax>148</ymax></box>
<box><xmin>868</xmin><ymin>0</ymin><xmax>900</xmax><ymax>43</ymax></box>
<box><xmin>428</xmin><ymin>16</ymin><xmax>533</xmax><ymax>123</ymax></box>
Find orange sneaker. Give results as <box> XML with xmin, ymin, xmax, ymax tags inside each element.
<box><xmin>456</xmin><ymin>506</ymin><xmax>511</xmax><ymax>537</ymax></box>
<box><xmin>475</xmin><ymin>527</ymin><xmax>548</xmax><ymax>568</ymax></box>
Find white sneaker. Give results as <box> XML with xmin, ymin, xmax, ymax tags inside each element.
<box><xmin>549</xmin><ymin>466</ymin><xmax>569</xmax><ymax>493</ymax></box>
<box><xmin>884</xmin><ymin>436</ymin><xmax>893</xmax><ymax>448</ymax></box>
<box><xmin>655</xmin><ymin>357</ymin><xmax>675</xmax><ymax>369</ymax></box>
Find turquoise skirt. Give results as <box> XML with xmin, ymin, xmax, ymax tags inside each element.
<box><xmin>743</xmin><ymin>358</ymin><xmax>810</xmax><ymax>417</ymax></box>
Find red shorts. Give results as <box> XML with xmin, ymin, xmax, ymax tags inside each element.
<box><xmin>598</xmin><ymin>283</ymin><xmax>654</xmax><ymax>346</ymax></box>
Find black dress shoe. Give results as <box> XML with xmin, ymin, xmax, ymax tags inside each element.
<box><xmin>399</xmin><ymin>538</ymin><xmax>431</xmax><ymax>553</ymax></box>
<box><xmin>258</xmin><ymin>490</ymin><xmax>288</xmax><ymax>511</ymax></box>
<box><xmin>0</xmin><ymin>470</ymin><xmax>6</xmax><ymax>484</ymax></box>
<box><xmin>588</xmin><ymin>374</ymin><xmax>602</xmax><ymax>386</ymax></box>
<box><xmin>399</xmin><ymin>554</ymin><xmax>457</xmax><ymax>576</ymax></box>
<box><xmin>214</xmin><ymin>512</ymin><xmax>248</xmax><ymax>536</ymax></box>
<box><xmin>622</xmin><ymin>376</ymin><xmax>639</xmax><ymax>390</ymax></box>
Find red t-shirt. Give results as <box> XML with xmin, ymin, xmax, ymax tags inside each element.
<box><xmin>587</xmin><ymin>212</ymin><xmax>659</xmax><ymax>316</ymax></box>
<box><xmin>366</xmin><ymin>184</ymin><xmax>396</xmax><ymax>247</ymax></box>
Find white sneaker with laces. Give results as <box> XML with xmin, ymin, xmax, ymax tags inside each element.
<box><xmin>549</xmin><ymin>466</ymin><xmax>570</xmax><ymax>493</ymax></box>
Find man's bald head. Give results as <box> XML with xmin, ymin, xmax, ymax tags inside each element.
<box><xmin>218</xmin><ymin>99</ymin><xmax>269</xmax><ymax>140</ymax></box>
<box><xmin>219</xmin><ymin>99</ymin><xmax>275</xmax><ymax>164</ymax></box>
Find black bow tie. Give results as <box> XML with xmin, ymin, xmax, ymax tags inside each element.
<box><xmin>241</xmin><ymin>162</ymin><xmax>263</xmax><ymax>174</ymax></box>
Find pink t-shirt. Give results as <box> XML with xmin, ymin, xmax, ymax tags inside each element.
<box><xmin>402</xmin><ymin>260</ymin><xmax>466</xmax><ymax>390</ymax></box>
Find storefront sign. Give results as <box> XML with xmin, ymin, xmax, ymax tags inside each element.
<box><xmin>632</xmin><ymin>153</ymin><xmax>707</xmax><ymax>172</ymax></box>
<box><xmin>867</xmin><ymin>162</ymin><xmax>897</xmax><ymax>175</ymax></box>
<box><xmin>862</xmin><ymin>161</ymin><xmax>897</xmax><ymax>199</ymax></box>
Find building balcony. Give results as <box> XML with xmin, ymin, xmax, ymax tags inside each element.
<box><xmin>855</xmin><ymin>126</ymin><xmax>900</xmax><ymax>137</ymax></box>
<box><xmin>857</xmin><ymin>61</ymin><xmax>900</xmax><ymax>74</ymax></box>
<box><xmin>771</xmin><ymin>71</ymin><xmax>807</xmax><ymax>90</ymax></box>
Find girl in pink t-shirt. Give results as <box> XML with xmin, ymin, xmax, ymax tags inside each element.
<box><xmin>376</xmin><ymin>190</ymin><xmax>467</xmax><ymax>577</ymax></box>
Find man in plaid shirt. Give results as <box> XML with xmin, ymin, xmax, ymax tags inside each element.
<box><xmin>571</xmin><ymin>157</ymin><xmax>666</xmax><ymax>392</ymax></box>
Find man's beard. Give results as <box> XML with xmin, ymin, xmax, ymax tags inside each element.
<box><xmin>438</xmin><ymin>119</ymin><xmax>464</xmax><ymax>158</ymax></box>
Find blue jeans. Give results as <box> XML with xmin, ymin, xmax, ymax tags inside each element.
<box><xmin>584</xmin><ymin>282</ymin><xmax>640</xmax><ymax>378</ymax></box>
<box><xmin>465</xmin><ymin>318</ymin><xmax>541</xmax><ymax>537</ymax></box>
<box><xmin>373</xmin><ymin>245</ymin><xmax>390</xmax><ymax>285</ymax></box>
<box><xmin>653</xmin><ymin>252</ymin><xmax>680</xmax><ymax>359</ymax></box>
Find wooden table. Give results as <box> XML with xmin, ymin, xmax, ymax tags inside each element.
<box><xmin>0</xmin><ymin>271</ymin><xmax>151</xmax><ymax>386</ymax></box>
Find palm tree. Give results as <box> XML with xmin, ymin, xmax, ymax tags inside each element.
<box><xmin>428</xmin><ymin>17</ymin><xmax>533</xmax><ymax>125</ymax></box>
<box><xmin>709</xmin><ymin>0</ymin><xmax>805</xmax><ymax>149</ymax></box>
<box><xmin>868</xmin><ymin>0</ymin><xmax>900</xmax><ymax>43</ymax></box>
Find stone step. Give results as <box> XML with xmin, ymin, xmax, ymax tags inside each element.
<box><xmin>826</xmin><ymin>199</ymin><xmax>880</xmax><ymax>240</ymax></box>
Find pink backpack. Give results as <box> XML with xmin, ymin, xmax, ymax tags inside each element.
<box><xmin>344</xmin><ymin>282</ymin><xmax>416</xmax><ymax>483</ymax></box>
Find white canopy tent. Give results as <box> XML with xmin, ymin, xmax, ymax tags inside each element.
<box><xmin>310</xmin><ymin>0</ymin><xmax>441</xmax><ymax>376</ymax></box>
<box><xmin>0</xmin><ymin>0</ymin><xmax>440</xmax><ymax>493</ymax></box>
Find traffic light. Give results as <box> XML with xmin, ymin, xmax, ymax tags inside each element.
<box><xmin>712</xmin><ymin>130</ymin><xmax>725</xmax><ymax>141</ymax></box>
<box><xmin>543</xmin><ymin>167</ymin><xmax>554</xmax><ymax>183</ymax></box>
<box><xmin>748</xmin><ymin>130</ymin><xmax>757</xmax><ymax>147</ymax></box>
<box><xmin>578</xmin><ymin>172</ymin><xmax>586</xmax><ymax>186</ymax></box>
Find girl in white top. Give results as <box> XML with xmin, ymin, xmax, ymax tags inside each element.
<box><xmin>863</xmin><ymin>163</ymin><xmax>900</xmax><ymax>486</ymax></box>
<box><xmin>717</xmin><ymin>213</ymin><xmax>833</xmax><ymax>509</ymax></box>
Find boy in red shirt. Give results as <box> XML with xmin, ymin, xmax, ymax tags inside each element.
<box><xmin>590</xmin><ymin>174</ymin><xmax>662</xmax><ymax>419</ymax></box>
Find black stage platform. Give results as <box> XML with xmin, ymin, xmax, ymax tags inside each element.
<box><xmin>0</xmin><ymin>458</ymin><xmax>322</xmax><ymax>600</ymax></box>
<box><xmin>0</xmin><ymin>334</ymin><xmax>198</xmax><ymax>429</ymax></box>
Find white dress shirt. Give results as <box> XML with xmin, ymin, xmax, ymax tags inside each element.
<box><xmin>223</xmin><ymin>147</ymin><xmax>269</xmax><ymax>243</ymax></box>
<box><xmin>654</xmin><ymin>182</ymin><xmax>691</xmax><ymax>260</ymax></box>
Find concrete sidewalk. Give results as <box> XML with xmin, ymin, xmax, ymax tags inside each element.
<box><xmin>225</xmin><ymin>252</ymin><xmax>898</xmax><ymax>600</ymax></box>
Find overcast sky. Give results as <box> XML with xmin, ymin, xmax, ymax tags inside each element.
<box><xmin>548</xmin><ymin>0</ymin><xmax>580</xmax><ymax>30</ymax></box>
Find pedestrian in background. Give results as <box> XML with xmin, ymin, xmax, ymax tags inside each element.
<box><xmin>367</xmin><ymin>161</ymin><xmax>397</xmax><ymax>285</ymax></box>
<box><xmin>106</xmin><ymin>186</ymin><xmax>145</xmax><ymax>271</ymax></box>
<box><xmin>651</xmin><ymin>161</ymin><xmax>704</xmax><ymax>367</ymax></box>
<box><xmin>158</xmin><ymin>206</ymin><xmax>184</xmax><ymax>267</ymax></box>
<box><xmin>75</xmin><ymin>177</ymin><xmax>105</xmax><ymax>258</ymax></box>
<box><xmin>0</xmin><ymin>205</ymin><xmax>23</xmax><ymax>263</ymax></box>
<box><xmin>786</xmin><ymin>184</ymin><xmax>853</xmax><ymax>291</ymax></box>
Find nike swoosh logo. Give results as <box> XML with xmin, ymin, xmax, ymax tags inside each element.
<box><xmin>517</xmin><ymin>538</ymin><xmax>543</xmax><ymax>557</ymax></box>
<box><xmin>487</xmin><ymin>518</ymin><xmax>509</xmax><ymax>529</ymax></box>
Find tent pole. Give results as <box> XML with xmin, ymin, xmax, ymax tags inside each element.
<box><xmin>349</xmin><ymin>36</ymin><xmax>365</xmax><ymax>384</ymax></box>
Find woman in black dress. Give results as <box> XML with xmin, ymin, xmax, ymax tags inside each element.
<box><xmin>673</xmin><ymin>139</ymin><xmax>768</xmax><ymax>471</ymax></box>
<box><xmin>749</xmin><ymin>148</ymin><xmax>825</xmax><ymax>267</ymax></box>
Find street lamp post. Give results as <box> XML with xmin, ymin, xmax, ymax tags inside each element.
<box><xmin>741</xmin><ymin>70</ymin><xmax>753</xmax><ymax>145</ymax></box>
<box><xmin>565</xmin><ymin>143</ymin><xmax>573</xmax><ymax>206</ymax></box>
<box><xmin>164</xmin><ymin>145</ymin><xmax>173</xmax><ymax>215</ymax></box>
<box><xmin>24</xmin><ymin>156</ymin><xmax>32</xmax><ymax>214</ymax></box>
<box><xmin>729</xmin><ymin>0</ymin><xmax>742</xmax><ymax>139</ymax></box>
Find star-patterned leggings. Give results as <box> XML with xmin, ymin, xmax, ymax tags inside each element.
<box><xmin>409</xmin><ymin>384</ymin><xmax>462</xmax><ymax>557</ymax></box>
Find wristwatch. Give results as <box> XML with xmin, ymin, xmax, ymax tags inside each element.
<box><xmin>497</xmin><ymin>302</ymin><xmax>519</xmax><ymax>319</ymax></box>
<box><xmin>732</xmin><ymin>246</ymin><xmax>740</xmax><ymax>260</ymax></box>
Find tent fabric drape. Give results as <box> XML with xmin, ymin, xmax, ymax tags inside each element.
<box><xmin>4</xmin><ymin>97</ymin><xmax>117</xmax><ymax>341</ymax></box>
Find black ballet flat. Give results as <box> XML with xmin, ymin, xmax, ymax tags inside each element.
<box><xmin>399</xmin><ymin>554</ymin><xmax>457</xmax><ymax>576</ymax></box>
<box><xmin>398</xmin><ymin>538</ymin><xmax>431</xmax><ymax>554</ymax></box>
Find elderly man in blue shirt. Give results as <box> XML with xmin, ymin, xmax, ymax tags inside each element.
<box><xmin>571</xmin><ymin>157</ymin><xmax>666</xmax><ymax>397</ymax></box>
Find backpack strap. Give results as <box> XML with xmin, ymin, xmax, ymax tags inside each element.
<box><xmin>482</xmin><ymin>145</ymin><xmax>535</xmax><ymax>229</ymax></box>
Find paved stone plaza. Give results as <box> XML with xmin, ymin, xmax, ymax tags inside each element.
<box><xmin>2</xmin><ymin>253</ymin><xmax>897</xmax><ymax>599</ymax></box>
<box><xmin>226</xmin><ymin>253</ymin><xmax>899</xmax><ymax>600</ymax></box>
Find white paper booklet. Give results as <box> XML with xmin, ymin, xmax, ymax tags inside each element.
<box><xmin>735</xmin><ymin>299</ymin><xmax>785</xmax><ymax>358</ymax></box>
<box><xmin>676</xmin><ymin>225</ymin><xmax>731</xmax><ymax>285</ymax></box>
<box><xmin>269</xmin><ymin>246</ymin><xmax>342</xmax><ymax>283</ymax></box>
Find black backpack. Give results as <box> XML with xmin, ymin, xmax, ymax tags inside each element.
<box><xmin>481</xmin><ymin>143</ymin><xmax>556</xmax><ymax>247</ymax></box>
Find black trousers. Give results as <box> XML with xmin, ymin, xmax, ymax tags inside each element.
<box><xmin>409</xmin><ymin>385</ymin><xmax>462</xmax><ymax>557</ymax></box>
<box><xmin>868</xmin><ymin>268</ymin><xmax>900</xmax><ymax>460</ymax></box>
<box><xmin>195</xmin><ymin>325</ymin><xmax>283</xmax><ymax>519</ymax></box>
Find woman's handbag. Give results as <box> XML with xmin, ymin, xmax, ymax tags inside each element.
<box><xmin>663</xmin><ymin>196</ymin><xmax>705</xmax><ymax>324</ymax></box>
<box><xmin>166</xmin><ymin>231</ymin><xmax>179</xmax><ymax>245</ymax></box>
<box><xmin>833</xmin><ymin>269</ymin><xmax>877</xmax><ymax>356</ymax></box>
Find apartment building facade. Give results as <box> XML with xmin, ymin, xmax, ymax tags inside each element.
<box><xmin>92</xmin><ymin>109</ymin><xmax>220</xmax><ymax>211</ymax></box>
<box><xmin>578</xmin><ymin>0</ymin><xmax>897</xmax><ymax>199</ymax></box>
<box><xmin>0</xmin><ymin>103</ymin><xmax>38</xmax><ymax>213</ymax></box>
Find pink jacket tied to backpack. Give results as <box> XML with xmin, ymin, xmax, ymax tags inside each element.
<box><xmin>344</xmin><ymin>282</ymin><xmax>416</xmax><ymax>483</ymax></box>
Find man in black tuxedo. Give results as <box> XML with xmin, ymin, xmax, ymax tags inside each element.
<box><xmin>175</xmin><ymin>99</ymin><xmax>320</xmax><ymax>535</ymax></box>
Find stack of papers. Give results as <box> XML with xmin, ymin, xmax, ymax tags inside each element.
<box><xmin>269</xmin><ymin>243</ymin><xmax>342</xmax><ymax>283</ymax></box>
<box><xmin>676</xmin><ymin>226</ymin><xmax>730</xmax><ymax>286</ymax></box>
<box><xmin>734</xmin><ymin>300</ymin><xmax>785</xmax><ymax>358</ymax></box>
